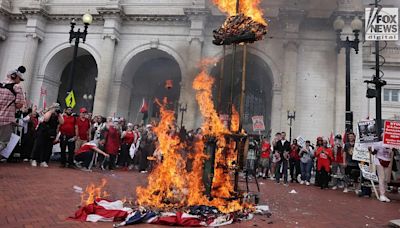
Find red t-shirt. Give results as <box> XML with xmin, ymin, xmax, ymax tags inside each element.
<box><xmin>261</xmin><ymin>142</ymin><xmax>271</xmax><ymax>158</ymax></box>
<box><xmin>334</xmin><ymin>147</ymin><xmax>344</xmax><ymax>163</ymax></box>
<box><xmin>75</xmin><ymin>141</ymin><xmax>97</xmax><ymax>156</ymax></box>
<box><xmin>59</xmin><ymin>115</ymin><xmax>75</xmax><ymax>137</ymax></box>
<box><xmin>76</xmin><ymin>117</ymin><xmax>90</xmax><ymax>140</ymax></box>
<box><xmin>104</xmin><ymin>126</ymin><xmax>121</xmax><ymax>155</ymax></box>
<box><xmin>290</xmin><ymin>145</ymin><xmax>301</xmax><ymax>160</ymax></box>
<box><xmin>316</xmin><ymin>147</ymin><xmax>333</xmax><ymax>172</ymax></box>
<box><xmin>122</xmin><ymin>131</ymin><xmax>135</xmax><ymax>145</ymax></box>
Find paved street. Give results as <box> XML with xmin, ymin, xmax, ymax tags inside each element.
<box><xmin>0</xmin><ymin>163</ymin><xmax>399</xmax><ymax>228</ymax></box>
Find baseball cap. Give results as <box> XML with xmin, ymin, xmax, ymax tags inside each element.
<box><xmin>80</xmin><ymin>107</ymin><xmax>88</xmax><ymax>113</ymax></box>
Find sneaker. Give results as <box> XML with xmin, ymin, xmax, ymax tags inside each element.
<box><xmin>343</xmin><ymin>188</ymin><xmax>349</xmax><ymax>193</ymax></box>
<box><xmin>0</xmin><ymin>158</ymin><xmax>6</xmax><ymax>163</ymax></box>
<box><xmin>40</xmin><ymin>162</ymin><xmax>49</xmax><ymax>168</ymax></box>
<box><xmin>74</xmin><ymin>161</ymin><xmax>83</xmax><ymax>169</ymax></box>
<box><xmin>300</xmin><ymin>181</ymin><xmax>305</xmax><ymax>185</ymax></box>
<box><xmin>270</xmin><ymin>176</ymin><xmax>275</xmax><ymax>180</ymax></box>
<box><xmin>81</xmin><ymin>167</ymin><xmax>92</xmax><ymax>172</ymax></box>
<box><xmin>379</xmin><ymin>195</ymin><xmax>391</xmax><ymax>203</ymax></box>
<box><xmin>140</xmin><ymin>170</ymin><xmax>148</xmax><ymax>173</ymax></box>
<box><xmin>23</xmin><ymin>159</ymin><xmax>29</xmax><ymax>162</ymax></box>
<box><xmin>31</xmin><ymin>160</ymin><xmax>37</xmax><ymax>167</ymax></box>
<box><xmin>306</xmin><ymin>181</ymin><xmax>310</xmax><ymax>186</ymax></box>
<box><xmin>332</xmin><ymin>186</ymin><xmax>337</xmax><ymax>190</ymax></box>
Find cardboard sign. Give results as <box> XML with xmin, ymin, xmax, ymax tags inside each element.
<box><xmin>353</xmin><ymin>143</ymin><xmax>372</xmax><ymax>163</ymax></box>
<box><xmin>296</xmin><ymin>136</ymin><xmax>305</xmax><ymax>148</ymax></box>
<box><xmin>383</xmin><ymin>120</ymin><xmax>400</xmax><ymax>148</ymax></box>
<box><xmin>358</xmin><ymin>120</ymin><xmax>379</xmax><ymax>143</ymax></box>
<box><xmin>359</xmin><ymin>163</ymin><xmax>378</xmax><ymax>182</ymax></box>
<box><xmin>252</xmin><ymin>116</ymin><xmax>265</xmax><ymax>132</ymax></box>
<box><xmin>0</xmin><ymin>133</ymin><xmax>20</xmax><ymax>158</ymax></box>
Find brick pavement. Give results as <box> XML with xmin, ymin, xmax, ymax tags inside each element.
<box><xmin>0</xmin><ymin>163</ymin><xmax>399</xmax><ymax>228</ymax></box>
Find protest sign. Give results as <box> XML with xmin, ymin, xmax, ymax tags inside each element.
<box><xmin>352</xmin><ymin>143</ymin><xmax>372</xmax><ymax>163</ymax></box>
<box><xmin>296</xmin><ymin>136</ymin><xmax>305</xmax><ymax>148</ymax></box>
<box><xmin>359</xmin><ymin>163</ymin><xmax>378</xmax><ymax>182</ymax></box>
<box><xmin>0</xmin><ymin>133</ymin><xmax>20</xmax><ymax>158</ymax></box>
<box><xmin>220</xmin><ymin>114</ymin><xmax>229</xmax><ymax>129</ymax></box>
<box><xmin>358</xmin><ymin>120</ymin><xmax>379</xmax><ymax>143</ymax></box>
<box><xmin>252</xmin><ymin>116</ymin><xmax>265</xmax><ymax>132</ymax></box>
<box><xmin>383</xmin><ymin>120</ymin><xmax>400</xmax><ymax>148</ymax></box>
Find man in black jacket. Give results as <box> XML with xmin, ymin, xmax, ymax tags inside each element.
<box><xmin>275</xmin><ymin>132</ymin><xmax>291</xmax><ymax>184</ymax></box>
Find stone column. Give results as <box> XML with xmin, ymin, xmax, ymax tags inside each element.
<box><xmin>270</xmin><ymin>87</ymin><xmax>283</xmax><ymax>136</ymax></box>
<box><xmin>20</xmin><ymin>7</ymin><xmax>47</xmax><ymax>97</ymax></box>
<box><xmin>181</xmin><ymin>8</ymin><xmax>209</xmax><ymax>129</ymax></box>
<box><xmin>279</xmin><ymin>9</ymin><xmax>304</xmax><ymax>133</ymax></box>
<box><xmin>92</xmin><ymin>6</ymin><xmax>122</xmax><ymax>116</ymax></box>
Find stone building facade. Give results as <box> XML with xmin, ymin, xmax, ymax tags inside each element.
<box><xmin>0</xmin><ymin>0</ymin><xmax>399</xmax><ymax>141</ymax></box>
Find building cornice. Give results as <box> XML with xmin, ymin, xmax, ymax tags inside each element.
<box><xmin>20</xmin><ymin>7</ymin><xmax>49</xmax><ymax>19</ymax></box>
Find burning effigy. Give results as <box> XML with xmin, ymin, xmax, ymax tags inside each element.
<box><xmin>212</xmin><ymin>0</ymin><xmax>268</xmax><ymax>45</ymax></box>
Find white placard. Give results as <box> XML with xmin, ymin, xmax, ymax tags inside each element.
<box><xmin>353</xmin><ymin>142</ymin><xmax>375</xmax><ymax>163</ymax></box>
<box><xmin>296</xmin><ymin>136</ymin><xmax>305</xmax><ymax>148</ymax></box>
<box><xmin>0</xmin><ymin>133</ymin><xmax>20</xmax><ymax>158</ymax></box>
<box><xmin>359</xmin><ymin>164</ymin><xmax>378</xmax><ymax>182</ymax></box>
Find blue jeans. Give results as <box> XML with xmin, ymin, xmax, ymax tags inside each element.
<box><xmin>300</xmin><ymin>161</ymin><xmax>313</xmax><ymax>182</ymax></box>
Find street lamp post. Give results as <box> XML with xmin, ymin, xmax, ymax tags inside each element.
<box><xmin>179</xmin><ymin>103</ymin><xmax>187</xmax><ymax>129</ymax></box>
<box><xmin>287</xmin><ymin>110</ymin><xmax>296</xmax><ymax>143</ymax></box>
<box><xmin>67</xmin><ymin>13</ymin><xmax>93</xmax><ymax>98</ymax></box>
<box><xmin>333</xmin><ymin>16</ymin><xmax>362</xmax><ymax>134</ymax></box>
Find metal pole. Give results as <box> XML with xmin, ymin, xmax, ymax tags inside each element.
<box><xmin>239</xmin><ymin>45</ymin><xmax>247</xmax><ymax>127</ymax></box>
<box><xmin>375</xmin><ymin>40</ymin><xmax>382</xmax><ymax>137</ymax></box>
<box><xmin>217</xmin><ymin>46</ymin><xmax>225</xmax><ymax>112</ymax></box>
<box><xmin>229</xmin><ymin>44</ymin><xmax>237</xmax><ymax>129</ymax></box>
<box><xmin>68</xmin><ymin>37</ymin><xmax>80</xmax><ymax>93</ymax></box>
<box><xmin>289</xmin><ymin>118</ymin><xmax>292</xmax><ymax>143</ymax></box>
<box><xmin>345</xmin><ymin>45</ymin><xmax>352</xmax><ymax>133</ymax></box>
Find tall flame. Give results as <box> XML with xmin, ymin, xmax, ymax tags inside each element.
<box><xmin>136</xmin><ymin>60</ymin><xmax>244</xmax><ymax>214</ymax></box>
<box><xmin>81</xmin><ymin>179</ymin><xmax>109</xmax><ymax>206</ymax></box>
<box><xmin>212</xmin><ymin>0</ymin><xmax>267</xmax><ymax>25</ymax></box>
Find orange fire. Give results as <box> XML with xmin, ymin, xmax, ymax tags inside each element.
<box><xmin>136</xmin><ymin>61</ymin><xmax>245</xmax><ymax>213</ymax></box>
<box><xmin>231</xmin><ymin>106</ymin><xmax>239</xmax><ymax>132</ymax></box>
<box><xmin>212</xmin><ymin>0</ymin><xmax>267</xmax><ymax>25</ymax></box>
<box><xmin>81</xmin><ymin>179</ymin><xmax>109</xmax><ymax>206</ymax></box>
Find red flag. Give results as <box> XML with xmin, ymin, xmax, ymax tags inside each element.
<box><xmin>329</xmin><ymin>132</ymin><xmax>334</xmax><ymax>147</ymax></box>
<box><xmin>139</xmin><ymin>98</ymin><xmax>148</xmax><ymax>113</ymax></box>
<box><xmin>342</xmin><ymin>132</ymin><xmax>347</xmax><ymax>144</ymax></box>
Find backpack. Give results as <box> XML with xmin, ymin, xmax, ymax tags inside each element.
<box><xmin>0</xmin><ymin>83</ymin><xmax>17</xmax><ymax>108</ymax></box>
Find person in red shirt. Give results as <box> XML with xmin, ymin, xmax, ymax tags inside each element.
<box><xmin>315</xmin><ymin>139</ymin><xmax>334</xmax><ymax>189</ymax></box>
<box><xmin>289</xmin><ymin>139</ymin><xmax>301</xmax><ymax>183</ymax></box>
<box><xmin>102</xmin><ymin>119</ymin><xmax>121</xmax><ymax>170</ymax></box>
<box><xmin>74</xmin><ymin>138</ymin><xmax>109</xmax><ymax>171</ymax></box>
<box><xmin>118</xmin><ymin>123</ymin><xmax>136</xmax><ymax>169</ymax></box>
<box><xmin>331</xmin><ymin>134</ymin><xmax>345</xmax><ymax>190</ymax></box>
<box><xmin>258</xmin><ymin>137</ymin><xmax>271</xmax><ymax>179</ymax></box>
<box><xmin>59</xmin><ymin>107</ymin><xmax>76</xmax><ymax>167</ymax></box>
<box><xmin>75</xmin><ymin>107</ymin><xmax>91</xmax><ymax>152</ymax></box>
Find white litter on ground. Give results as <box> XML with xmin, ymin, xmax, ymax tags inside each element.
<box><xmin>73</xmin><ymin>185</ymin><xmax>83</xmax><ymax>193</ymax></box>
<box><xmin>289</xmin><ymin>189</ymin><xmax>297</xmax><ymax>194</ymax></box>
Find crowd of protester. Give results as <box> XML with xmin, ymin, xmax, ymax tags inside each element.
<box><xmin>0</xmin><ymin>66</ymin><xmax>398</xmax><ymax>205</ymax></box>
<box><xmin>246</xmin><ymin>131</ymin><xmax>399</xmax><ymax>203</ymax></box>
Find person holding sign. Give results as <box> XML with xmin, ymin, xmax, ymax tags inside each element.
<box><xmin>0</xmin><ymin>67</ymin><xmax>26</xmax><ymax>157</ymax></box>
<box><xmin>368</xmin><ymin>142</ymin><xmax>393</xmax><ymax>202</ymax></box>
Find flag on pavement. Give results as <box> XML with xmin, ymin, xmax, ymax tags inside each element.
<box><xmin>70</xmin><ymin>199</ymin><xmax>132</xmax><ymax>223</ymax></box>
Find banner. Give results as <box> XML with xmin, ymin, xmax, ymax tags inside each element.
<box><xmin>358</xmin><ymin>120</ymin><xmax>379</xmax><ymax>143</ymax></box>
<box><xmin>383</xmin><ymin>120</ymin><xmax>400</xmax><ymax>148</ymax></box>
<box><xmin>0</xmin><ymin>133</ymin><xmax>20</xmax><ymax>158</ymax></box>
<box><xmin>365</xmin><ymin>7</ymin><xmax>399</xmax><ymax>41</ymax></box>
<box><xmin>251</xmin><ymin>116</ymin><xmax>265</xmax><ymax>132</ymax></box>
